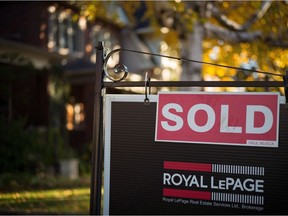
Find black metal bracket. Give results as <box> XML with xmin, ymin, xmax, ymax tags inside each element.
<box><xmin>144</xmin><ymin>72</ymin><xmax>151</xmax><ymax>104</ymax></box>
<box><xmin>283</xmin><ymin>70</ymin><xmax>288</xmax><ymax>103</ymax></box>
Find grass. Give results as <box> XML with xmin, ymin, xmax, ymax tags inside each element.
<box><xmin>0</xmin><ymin>175</ymin><xmax>91</xmax><ymax>214</ymax></box>
<box><xmin>0</xmin><ymin>188</ymin><xmax>90</xmax><ymax>214</ymax></box>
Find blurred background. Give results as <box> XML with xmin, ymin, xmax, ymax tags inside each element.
<box><xmin>0</xmin><ymin>1</ymin><xmax>287</xmax><ymax>214</ymax></box>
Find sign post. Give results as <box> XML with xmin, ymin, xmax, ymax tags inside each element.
<box><xmin>90</xmin><ymin>42</ymin><xmax>105</xmax><ymax>215</ymax></box>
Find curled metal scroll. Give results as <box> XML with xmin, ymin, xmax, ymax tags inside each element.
<box><xmin>103</xmin><ymin>49</ymin><xmax>128</xmax><ymax>82</ymax></box>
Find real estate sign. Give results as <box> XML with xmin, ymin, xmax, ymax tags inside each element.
<box><xmin>103</xmin><ymin>93</ymin><xmax>288</xmax><ymax>215</ymax></box>
<box><xmin>155</xmin><ymin>92</ymin><xmax>279</xmax><ymax>147</ymax></box>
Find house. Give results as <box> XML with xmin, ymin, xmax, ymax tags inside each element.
<box><xmin>0</xmin><ymin>1</ymin><xmax>161</xmax><ymax>158</ymax></box>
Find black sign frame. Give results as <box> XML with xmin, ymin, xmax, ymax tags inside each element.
<box><xmin>103</xmin><ymin>94</ymin><xmax>287</xmax><ymax>215</ymax></box>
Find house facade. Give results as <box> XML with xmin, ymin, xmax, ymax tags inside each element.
<box><xmin>0</xmin><ymin>1</ymin><xmax>160</xmax><ymax>155</ymax></box>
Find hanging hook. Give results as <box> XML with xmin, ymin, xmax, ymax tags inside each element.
<box><xmin>283</xmin><ymin>70</ymin><xmax>288</xmax><ymax>104</ymax></box>
<box><xmin>144</xmin><ymin>72</ymin><xmax>151</xmax><ymax>104</ymax></box>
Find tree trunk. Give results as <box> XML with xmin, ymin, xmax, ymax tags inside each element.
<box><xmin>180</xmin><ymin>22</ymin><xmax>204</xmax><ymax>91</ymax></box>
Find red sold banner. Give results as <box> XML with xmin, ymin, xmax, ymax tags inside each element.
<box><xmin>155</xmin><ymin>92</ymin><xmax>279</xmax><ymax>147</ymax></box>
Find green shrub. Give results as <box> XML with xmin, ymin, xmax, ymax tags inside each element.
<box><xmin>1</xmin><ymin>117</ymin><xmax>35</xmax><ymax>173</ymax></box>
<box><xmin>0</xmin><ymin>117</ymin><xmax>56</xmax><ymax>174</ymax></box>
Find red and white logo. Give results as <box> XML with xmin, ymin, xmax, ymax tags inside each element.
<box><xmin>155</xmin><ymin>92</ymin><xmax>279</xmax><ymax>147</ymax></box>
<box><xmin>163</xmin><ymin>161</ymin><xmax>265</xmax><ymax>206</ymax></box>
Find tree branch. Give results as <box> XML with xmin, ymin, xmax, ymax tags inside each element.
<box><xmin>205</xmin><ymin>22</ymin><xmax>288</xmax><ymax>48</ymax></box>
<box><xmin>210</xmin><ymin>5</ymin><xmax>243</xmax><ymax>31</ymax></box>
<box><xmin>242</xmin><ymin>0</ymin><xmax>272</xmax><ymax>30</ymax></box>
<box><xmin>211</xmin><ymin>0</ymin><xmax>272</xmax><ymax>31</ymax></box>
<box><xmin>264</xmin><ymin>36</ymin><xmax>288</xmax><ymax>48</ymax></box>
<box><xmin>204</xmin><ymin>22</ymin><xmax>261</xmax><ymax>43</ymax></box>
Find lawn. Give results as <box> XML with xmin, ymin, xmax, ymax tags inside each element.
<box><xmin>0</xmin><ymin>176</ymin><xmax>91</xmax><ymax>214</ymax></box>
<box><xmin>0</xmin><ymin>187</ymin><xmax>90</xmax><ymax>214</ymax></box>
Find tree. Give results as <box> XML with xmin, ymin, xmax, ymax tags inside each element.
<box><xmin>76</xmin><ymin>1</ymin><xmax>288</xmax><ymax>91</ymax></box>
<box><xmin>151</xmin><ymin>1</ymin><xmax>287</xmax><ymax>90</ymax></box>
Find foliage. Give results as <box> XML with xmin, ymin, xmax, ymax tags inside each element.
<box><xmin>202</xmin><ymin>1</ymin><xmax>288</xmax><ymax>82</ymax></box>
<box><xmin>215</xmin><ymin>1</ymin><xmax>288</xmax><ymax>45</ymax></box>
<box><xmin>0</xmin><ymin>117</ymin><xmax>53</xmax><ymax>174</ymax></box>
<box><xmin>47</xmin><ymin>65</ymin><xmax>77</xmax><ymax>161</ymax></box>
<box><xmin>48</xmin><ymin>65</ymin><xmax>70</xmax><ymax>128</ymax></box>
<box><xmin>76</xmin><ymin>0</ymin><xmax>127</xmax><ymax>27</ymax></box>
<box><xmin>75</xmin><ymin>1</ymin><xmax>287</xmax><ymax>86</ymax></box>
<box><xmin>0</xmin><ymin>117</ymin><xmax>78</xmax><ymax>175</ymax></box>
<box><xmin>0</xmin><ymin>52</ymin><xmax>33</xmax><ymax>68</ymax></box>
<box><xmin>78</xmin><ymin>142</ymin><xmax>92</xmax><ymax>176</ymax></box>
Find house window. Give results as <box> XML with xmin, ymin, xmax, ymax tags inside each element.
<box><xmin>66</xmin><ymin>102</ymin><xmax>85</xmax><ymax>130</ymax></box>
<box><xmin>48</xmin><ymin>5</ymin><xmax>84</xmax><ymax>56</ymax></box>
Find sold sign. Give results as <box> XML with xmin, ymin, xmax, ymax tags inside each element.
<box><xmin>155</xmin><ymin>92</ymin><xmax>279</xmax><ymax>147</ymax></box>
